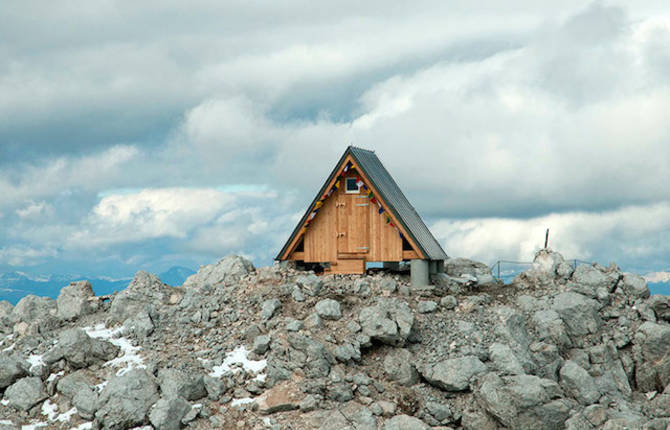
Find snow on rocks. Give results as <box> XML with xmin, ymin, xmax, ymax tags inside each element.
<box><xmin>207</xmin><ymin>345</ymin><xmax>267</xmax><ymax>378</ymax></box>
<box><xmin>83</xmin><ymin>324</ymin><xmax>145</xmax><ymax>375</ymax></box>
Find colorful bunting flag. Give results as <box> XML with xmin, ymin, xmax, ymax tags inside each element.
<box><xmin>315</xmin><ymin>201</ymin><xmax>323</xmax><ymax>209</ymax></box>
<box><xmin>378</xmin><ymin>207</ymin><xmax>384</xmax><ymax>214</ymax></box>
<box><xmin>335</xmin><ymin>179</ymin><xmax>340</xmax><ymax>189</ymax></box>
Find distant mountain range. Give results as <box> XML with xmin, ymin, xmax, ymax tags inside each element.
<box><xmin>644</xmin><ymin>271</ymin><xmax>670</xmax><ymax>295</ymax></box>
<box><xmin>0</xmin><ymin>266</ymin><xmax>196</xmax><ymax>305</ymax></box>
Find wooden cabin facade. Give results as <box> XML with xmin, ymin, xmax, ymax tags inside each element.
<box><xmin>276</xmin><ymin>147</ymin><xmax>448</xmax><ymax>283</ymax></box>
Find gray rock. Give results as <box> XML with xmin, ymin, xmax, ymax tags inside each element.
<box><xmin>634</xmin><ymin>322</ymin><xmax>670</xmax><ymax>391</ymax></box>
<box><xmin>352</xmin><ymin>278</ymin><xmax>371</xmax><ymax>296</ymax></box>
<box><xmin>444</xmin><ymin>257</ymin><xmax>496</xmax><ymax>285</ymax></box>
<box><xmin>304</xmin><ymin>313</ymin><xmax>323</xmax><ymax>329</ymax></box>
<box><xmin>417</xmin><ymin>301</ymin><xmax>437</xmax><ymax>313</ymax></box>
<box><xmin>261</xmin><ymin>299</ymin><xmax>281</xmax><ymax>321</ymax></box>
<box><xmin>203</xmin><ymin>375</ymin><xmax>226</xmax><ymax>400</ymax></box>
<box><xmin>383</xmin><ymin>415</ymin><xmax>430</xmax><ymax>430</ymax></box>
<box><xmin>299</xmin><ymin>394</ymin><xmax>317</xmax><ymax>412</ymax></box>
<box><xmin>380</xmin><ymin>279</ymin><xmax>397</xmax><ymax>293</ymax></box>
<box><xmin>286</xmin><ymin>318</ymin><xmax>304</xmax><ymax>332</ymax></box>
<box><xmin>149</xmin><ymin>397</ymin><xmax>191</xmax><ymax>430</ymax></box>
<box><xmin>73</xmin><ymin>385</ymin><xmax>98</xmax><ymax>419</ymax></box>
<box><xmin>95</xmin><ymin>369</ymin><xmax>160</xmax><ymax>430</ymax></box>
<box><xmin>489</xmin><ymin>343</ymin><xmax>524</xmax><ymax>375</ymax></box>
<box><xmin>440</xmin><ymin>295</ymin><xmax>457</xmax><ymax>310</ymax></box>
<box><xmin>110</xmin><ymin>271</ymin><xmax>173</xmax><ymax>323</ymax></box>
<box><xmin>183</xmin><ymin>255</ymin><xmax>254</xmax><ymax>287</ymax></box>
<box><xmin>0</xmin><ymin>354</ymin><xmax>28</xmax><ymax>389</ymax></box>
<box><xmin>123</xmin><ymin>311</ymin><xmax>154</xmax><ymax>339</ymax></box>
<box><xmin>45</xmin><ymin>328</ymin><xmax>119</xmax><ymax>368</ymax></box>
<box><xmin>295</xmin><ymin>274</ymin><xmax>323</xmax><ymax>296</ymax></box>
<box><xmin>253</xmin><ymin>335</ymin><xmax>271</xmax><ymax>354</ymax></box>
<box><xmin>424</xmin><ymin>401</ymin><xmax>452</xmax><ymax>424</ymax></box>
<box><xmin>475</xmin><ymin>372</ymin><xmax>569</xmax><ymax>430</ymax></box>
<box><xmin>383</xmin><ymin>349</ymin><xmax>419</xmax><ymax>386</ymax></box>
<box><xmin>648</xmin><ymin>295</ymin><xmax>670</xmax><ymax>322</ymax></box>
<box><xmin>291</xmin><ymin>286</ymin><xmax>305</xmax><ymax>302</ymax></box>
<box><xmin>552</xmin><ymin>292</ymin><xmax>601</xmax><ymax>338</ymax></box>
<box><xmin>56</xmin><ymin>369</ymin><xmax>97</xmax><ymax>399</ymax></box>
<box><xmin>572</xmin><ymin>265</ymin><xmax>615</xmax><ymax>292</ymax></box>
<box><xmin>315</xmin><ymin>299</ymin><xmax>342</xmax><ymax>320</ymax></box>
<box><xmin>559</xmin><ymin>360</ymin><xmax>600</xmax><ymax>405</ymax></box>
<box><xmin>327</xmin><ymin>383</ymin><xmax>353</xmax><ymax>402</ymax></box>
<box><xmin>621</xmin><ymin>273</ymin><xmax>649</xmax><ymax>299</ymax></box>
<box><xmin>334</xmin><ymin>343</ymin><xmax>361</xmax><ymax>363</ymax></box>
<box><xmin>4</xmin><ymin>376</ymin><xmax>47</xmax><ymax>411</ymax></box>
<box><xmin>12</xmin><ymin>294</ymin><xmax>56</xmax><ymax>323</ymax></box>
<box><xmin>0</xmin><ymin>420</ymin><xmax>17</xmax><ymax>430</ymax></box>
<box><xmin>359</xmin><ymin>299</ymin><xmax>414</xmax><ymax>346</ymax></box>
<box><xmin>532</xmin><ymin>309</ymin><xmax>572</xmax><ymax>348</ymax></box>
<box><xmin>287</xmin><ymin>334</ymin><xmax>333</xmax><ymax>378</ymax></box>
<box><xmin>158</xmin><ymin>368</ymin><xmax>207</xmax><ymax>401</ymax></box>
<box><xmin>57</xmin><ymin>280</ymin><xmax>98</xmax><ymax>320</ymax></box>
<box><xmin>420</xmin><ymin>355</ymin><xmax>487</xmax><ymax>391</ymax></box>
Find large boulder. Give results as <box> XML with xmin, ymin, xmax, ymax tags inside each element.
<box><xmin>359</xmin><ymin>299</ymin><xmax>414</xmax><ymax>346</ymax></box>
<box><xmin>489</xmin><ymin>343</ymin><xmax>525</xmax><ymax>375</ymax></box>
<box><xmin>382</xmin><ymin>415</ymin><xmax>430</xmax><ymax>430</ymax></box>
<box><xmin>56</xmin><ymin>369</ymin><xmax>97</xmax><ymax>399</ymax></box>
<box><xmin>648</xmin><ymin>295</ymin><xmax>670</xmax><ymax>322</ymax></box>
<box><xmin>475</xmin><ymin>373</ymin><xmax>571</xmax><ymax>430</ymax></box>
<box><xmin>620</xmin><ymin>274</ymin><xmax>650</xmax><ymax>299</ymax></box>
<box><xmin>383</xmin><ymin>349</ymin><xmax>419</xmax><ymax>386</ymax></box>
<box><xmin>551</xmin><ymin>292</ymin><xmax>601</xmax><ymax>339</ymax></box>
<box><xmin>0</xmin><ymin>301</ymin><xmax>14</xmax><ymax>331</ymax></box>
<box><xmin>57</xmin><ymin>280</ymin><xmax>98</xmax><ymax>320</ymax></box>
<box><xmin>315</xmin><ymin>299</ymin><xmax>342</xmax><ymax>321</ymax></box>
<box><xmin>571</xmin><ymin>265</ymin><xmax>617</xmax><ymax>294</ymax></box>
<box><xmin>149</xmin><ymin>397</ymin><xmax>191</xmax><ymax>430</ymax></box>
<box><xmin>183</xmin><ymin>255</ymin><xmax>254</xmax><ymax>287</ymax></box>
<box><xmin>633</xmin><ymin>322</ymin><xmax>670</xmax><ymax>391</ymax></box>
<box><xmin>513</xmin><ymin>249</ymin><xmax>573</xmax><ymax>287</ymax></box>
<box><xmin>4</xmin><ymin>376</ymin><xmax>47</xmax><ymax>411</ymax></box>
<box><xmin>420</xmin><ymin>356</ymin><xmax>487</xmax><ymax>392</ymax></box>
<box><xmin>157</xmin><ymin>368</ymin><xmax>206</xmax><ymax>401</ymax></box>
<box><xmin>45</xmin><ymin>328</ymin><xmax>119</xmax><ymax>368</ymax></box>
<box><xmin>95</xmin><ymin>369</ymin><xmax>160</xmax><ymax>430</ymax></box>
<box><xmin>531</xmin><ymin>310</ymin><xmax>572</xmax><ymax>348</ymax></box>
<box><xmin>444</xmin><ymin>258</ymin><xmax>496</xmax><ymax>285</ymax></box>
<box><xmin>110</xmin><ymin>271</ymin><xmax>172</xmax><ymax>323</ymax></box>
<box><xmin>0</xmin><ymin>354</ymin><xmax>28</xmax><ymax>389</ymax></box>
<box><xmin>287</xmin><ymin>334</ymin><xmax>334</xmax><ymax>378</ymax></box>
<box><xmin>559</xmin><ymin>360</ymin><xmax>600</xmax><ymax>405</ymax></box>
<box><xmin>11</xmin><ymin>295</ymin><xmax>58</xmax><ymax>334</ymax></box>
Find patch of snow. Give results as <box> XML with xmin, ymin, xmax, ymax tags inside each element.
<box><xmin>1</xmin><ymin>399</ymin><xmax>9</xmax><ymax>406</ymax></box>
<box><xmin>2</xmin><ymin>342</ymin><xmax>15</xmax><ymax>352</ymax></box>
<box><xmin>95</xmin><ymin>381</ymin><xmax>108</xmax><ymax>392</ymax></box>
<box><xmin>21</xmin><ymin>423</ymin><xmax>48</xmax><ymax>430</ymax></box>
<box><xmin>128</xmin><ymin>427</ymin><xmax>153</xmax><ymax>430</ymax></box>
<box><xmin>83</xmin><ymin>324</ymin><xmax>145</xmax><ymax>376</ymax></box>
<box><xmin>0</xmin><ymin>420</ymin><xmax>14</xmax><ymax>425</ymax></box>
<box><xmin>254</xmin><ymin>373</ymin><xmax>267</xmax><ymax>383</ymax></box>
<box><xmin>230</xmin><ymin>397</ymin><xmax>255</xmax><ymax>407</ymax></box>
<box><xmin>47</xmin><ymin>370</ymin><xmax>65</xmax><ymax>383</ymax></box>
<box><xmin>41</xmin><ymin>399</ymin><xmax>58</xmax><ymax>421</ymax></box>
<box><xmin>69</xmin><ymin>423</ymin><xmax>93</xmax><ymax>430</ymax></box>
<box><xmin>27</xmin><ymin>354</ymin><xmax>46</xmax><ymax>371</ymax></box>
<box><xmin>209</xmin><ymin>346</ymin><xmax>266</xmax><ymax>378</ymax></box>
<box><xmin>56</xmin><ymin>407</ymin><xmax>77</xmax><ymax>423</ymax></box>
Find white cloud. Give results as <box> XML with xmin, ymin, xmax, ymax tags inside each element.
<box><xmin>432</xmin><ymin>202</ymin><xmax>670</xmax><ymax>271</ymax></box>
<box><xmin>16</xmin><ymin>201</ymin><xmax>53</xmax><ymax>220</ymax></box>
<box><xmin>0</xmin><ymin>245</ymin><xmax>57</xmax><ymax>266</ymax></box>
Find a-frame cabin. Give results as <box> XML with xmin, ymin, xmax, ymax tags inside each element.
<box><xmin>276</xmin><ymin>147</ymin><xmax>448</xmax><ymax>285</ymax></box>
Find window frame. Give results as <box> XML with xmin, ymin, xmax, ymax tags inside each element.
<box><xmin>345</xmin><ymin>177</ymin><xmax>360</xmax><ymax>194</ymax></box>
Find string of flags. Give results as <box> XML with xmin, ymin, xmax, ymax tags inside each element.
<box><xmin>302</xmin><ymin>160</ymin><xmax>405</xmax><ymax>241</ymax></box>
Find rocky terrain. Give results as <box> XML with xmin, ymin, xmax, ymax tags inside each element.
<box><xmin>0</xmin><ymin>249</ymin><xmax>669</xmax><ymax>429</ymax></box>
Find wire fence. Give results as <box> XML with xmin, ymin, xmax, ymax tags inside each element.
<box><xmin>489</xmin><ymin>258</ymin><xmax>593</xmax><ymax>283</ymax></box>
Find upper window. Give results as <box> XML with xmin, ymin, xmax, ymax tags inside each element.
<box><xmin>345</xmin><ymin>177</ymin><xmax>360</xmax><ymax>193</ymax></box>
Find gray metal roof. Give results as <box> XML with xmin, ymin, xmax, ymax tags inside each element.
<box><xmin>276</xmin><ymin>146</ymin><xmax>448</xmax><ymax>261</ymax></box>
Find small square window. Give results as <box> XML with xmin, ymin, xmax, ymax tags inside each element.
<box><xmin>345</xmin><ymin>177</ymin><xmax>360</xmax><ymax>193</ymax></box>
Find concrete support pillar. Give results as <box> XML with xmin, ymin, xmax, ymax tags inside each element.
<box><xmin>429</xmin><ymin>260</ymin><xmax>438</xmax><ymax>275</ymax></box>
<box><xmin>383</xmin><ymin>262</ymin><xmax>400</xmax><ymax>271</ymax></box>
<box><xmin>411</xmin><ymin>259</ymin><xmax>430</xmax><ymax>287</ymax></box>
<box><xmin>435</xmin><ymin>260</ymin><xmax>445</xmax><ymax>273</ymax></box>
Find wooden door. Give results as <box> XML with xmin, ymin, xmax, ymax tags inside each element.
<box><xmin>337</xmin><ymin>182</ymin><xmax>369</xmax><ymax>254</ymax></box>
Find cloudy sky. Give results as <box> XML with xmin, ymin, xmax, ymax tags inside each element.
<box><xmin>2</xmin><ymin>0</ymin><xmax>670</xmax><ymax>277</ymax></box>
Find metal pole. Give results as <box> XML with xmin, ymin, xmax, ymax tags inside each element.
<box><xmin>497</xmin><ymin>261</ymin><xmax>501</xmax><ymax>279</ymax></box>
<box><xmin>544</xmin><ymin>229</ymin><xmax>549</xmax><ymax>249</ymax></box>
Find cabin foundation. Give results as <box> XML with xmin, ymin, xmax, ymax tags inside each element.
<box><xmin>411</xmin><ymin>259</ymin><xmax>430</xmax><ymax>287</ymax></box>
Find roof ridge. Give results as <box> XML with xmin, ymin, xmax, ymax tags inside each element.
<box><xmin>349</xmin><ymin>145</ymin><xmax>374</xmax><ymax>153</ymax></box>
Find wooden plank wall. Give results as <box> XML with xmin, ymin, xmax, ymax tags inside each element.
<box><xmin>301</xmin><ymin>169</ymin><xmax>403</xmax><ymax>264</ymax></box>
